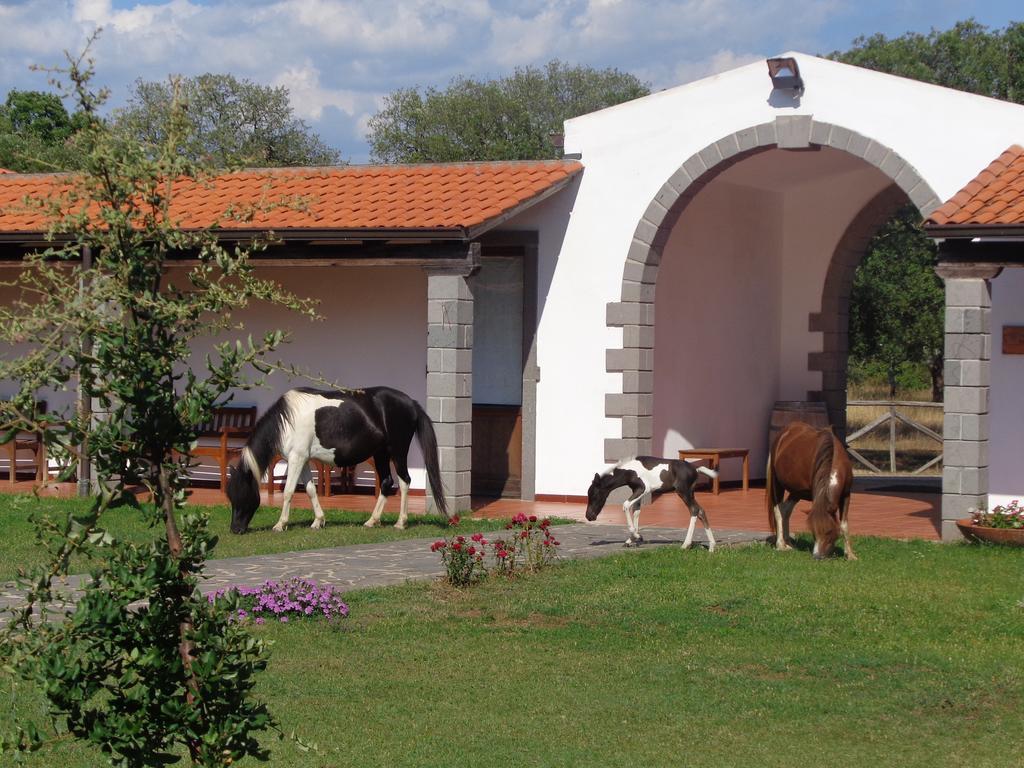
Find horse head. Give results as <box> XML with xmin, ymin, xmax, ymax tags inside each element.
<box><xmin>809</xmin><ymin>506</ymin><xmax>841</xmax><ymax>560</ymax></box>
<box><xmin>227</xmin><ymin>459</ymin><xmax>261</xmax><ymax>534</ymax></box>
<box><xmin>585</xmin><ymin>472</ymin><xmax>611</xmax><ymax>521</ymax></box>
<box><xmin>809</xmin><ymin>433</ymin><xmax>850</xmax><ymax>559</ymax></box>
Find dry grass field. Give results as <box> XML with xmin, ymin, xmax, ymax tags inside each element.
<box><xmin>846</xmin><ymin>383</ymin><xmax>943</xmax><ymax>475</ymax></box>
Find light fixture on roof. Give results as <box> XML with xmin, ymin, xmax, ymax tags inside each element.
<box><xmin>767</xmin><ymin>57</ymin><xmax>804</xmax><ymax>96</ymax></box>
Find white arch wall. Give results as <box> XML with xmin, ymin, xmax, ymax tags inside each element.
<box><xmin>530</xmin><ymin>53</ymin><xmax>1024</xmax><ymax>495</ymax></box>
<box><xmin>652</xmin><ymin>180</ymin><xmax>783</xmax><ymax>473</ymax></box>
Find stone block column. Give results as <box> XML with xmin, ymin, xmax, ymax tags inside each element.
<box><xmin>937</xmin><ymin>264</ymin><xmax>1001</xmax><ymax>541</ymax></box>
<box><xmin>425</xmin><ymin>265</ymin><xmax>475</xmax><ymax>514</ymax></box>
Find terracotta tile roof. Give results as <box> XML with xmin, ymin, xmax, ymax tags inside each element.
<box><xmin>926</xmin><ymin>145</ymin><xmax>1024</xmax><ymax>230</ymax></box>
<box><xmin>0</xmin><ymin>161</ymin><xmax>582</xmax><ymax>237</ymax></box>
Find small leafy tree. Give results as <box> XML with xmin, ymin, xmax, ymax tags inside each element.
<box><xmin>0</xmin><ymin>39</ymin><xmax>318</xmax><ymax>766</ymax></box>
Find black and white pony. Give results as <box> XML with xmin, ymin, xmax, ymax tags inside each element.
<box><xmin>585</xmin><ymin>457</ymin><xmax>718</xmax><ymax>550</ymax></box>
<box><xmin>227</xmin><ymin>387</ymin><xmax>448</xmax><ymax>534</ymax></box>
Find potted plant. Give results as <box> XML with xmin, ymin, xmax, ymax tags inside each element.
<box><xmin>957</xmin><ymin>500</ymin><xmax>1024</xmax><ymax>546</ymax></box>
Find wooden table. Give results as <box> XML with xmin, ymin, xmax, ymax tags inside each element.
<box><xmin>677</xmin><ymin>448</ymin><xmax>749</xmax><ymax>495</ymax></box>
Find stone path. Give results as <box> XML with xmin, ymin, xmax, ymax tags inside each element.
<box><xmin>0</xmin><ymin>524</ymin><xmax>762</xmax><ymax>625</ymax></box>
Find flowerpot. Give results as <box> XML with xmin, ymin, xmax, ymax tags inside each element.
<box><xmin>956</xmin><ymin>519</ymin><xmax>1024</xmax><ymax>546</ymax></box>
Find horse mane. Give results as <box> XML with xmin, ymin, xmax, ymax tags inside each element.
<box><xmin>244</xmin><ymin>393</ymin><xmax>293</xmax><ymax>476</ymax></box>
<box><xmin>808</xmin><ymin>430</ymin><xmax>841</xmax><ymax>542</ymax></box>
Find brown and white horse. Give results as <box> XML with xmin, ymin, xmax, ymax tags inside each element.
<box><xmin>766</xmin><ymin>421</ymin><xmax>857</xmax><ymax>560</ymax></box>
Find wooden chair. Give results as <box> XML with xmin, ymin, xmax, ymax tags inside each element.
<box><xmin>1</xmin><ymin>400</ymin><xmax>48</xmax><ymax>485</ymax></box>
<box><xmin>190</xmin><ymin>405</ymin><xmax>257</xmax><ymax>492</ymax></box>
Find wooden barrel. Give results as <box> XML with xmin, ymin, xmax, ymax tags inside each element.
<box><xmin>768</xmin><ymin>401</ymin><xmax>830</xmax><ymax>453</ymax></box>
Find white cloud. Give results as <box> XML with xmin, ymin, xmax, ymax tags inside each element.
<box><xmin>271</xmin><ymin>61</ymin><xmax>363</xmax><ymax>119</ymax></box>
<box><xmin>0</xmin><ymin>0</ymin><xmax>919</xmax><ymax>161</ymax></box>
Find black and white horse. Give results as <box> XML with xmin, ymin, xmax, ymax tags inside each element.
<box><xmin>227</xmin><ymin>387</ymin><xmax>448</xmax><ymax>534</ymax></box>
<box><xmin>585</xmin><ymin>457</ymin><xmax>718</xmax><ymax>550</ymax></box>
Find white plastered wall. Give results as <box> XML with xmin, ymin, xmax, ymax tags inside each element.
<box><xmin>653</xmin><ymin>180</ymin><xmax>783</xmax><ymax>474</ymax></box>
<box><xmin>530</xmin><ymin>52</ymin><xmax>1024</xmax><ymax>496</ymax></box>
<box><xmin>989</xmin><ymin>267</ymin><xmax>1024</xmax><ymax>509</ymax></box>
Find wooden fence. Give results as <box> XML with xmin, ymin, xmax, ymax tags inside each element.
<box><xmin>846</xmin><ymin>400</ymin><xmax>943</xmax><ymax>474</ymax></box>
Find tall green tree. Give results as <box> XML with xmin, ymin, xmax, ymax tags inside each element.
<box><xmin>848</xmin><ymin>206</ymin><xmax>944</xmax><ymax>400</ymax></box>
<box><xmin>0</xmin><ymin>89</ymin><xmax>86</xmax><ymax>172</ymax></box>
<box><xmin>833</xmin><ymin>19</ymin><xmax>1024</xmax><ymax>401</ymax></box>
<box><xmin>114</xmin><ymin>73</ymin><xmax>342</xmax><ymax>167</ymax></box>
<box><xmin>0</xmin><ymin>41</ymin><xmax>318</xmax><ymax>766</ymax></box>
<box><xmin>367</xmin><ymin>60</ymin><xmax>649</xmax><ymax>163</ymax></box>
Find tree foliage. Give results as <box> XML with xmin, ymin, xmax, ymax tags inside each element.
<box><xmin>0</xmin><ymin>89</ymin><xmax>86</xmax><ymax>172</ymax></box>
<box><xmin>114</xmin><ymin>73</ymin><xmax>342</xmax><ymax>167</ymax></box>
<box><xmin>848</xmin><ymin>206</ymin><xmax>944</xmax><ymax>399</ymax></box>
<box><xmin>367</xmin><ymin>60</ymin><xmax>649</xmax><ymax>163</ymax></box>
<box><xmin>832</xmin><ymin>19</ymin><xmax>1024</xmax><ymax>104</ymax></box>
<box><xmin>0</xmin><ymin>40</ymin><xmax>319</xmax><ymax>766</ymax></box>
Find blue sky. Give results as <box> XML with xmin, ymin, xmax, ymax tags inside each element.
<box><xmin>2</xmin><ymin>1</ymin><xmax>1021</xmax><ymax>162</ymax></box>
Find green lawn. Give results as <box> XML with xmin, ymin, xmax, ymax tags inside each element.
<box><xmin>0</xmin><ymin>493</ymin><xmax>527</xmax><ymax>583</ymax></box>
<box><xmin>3</xmin><ymin>537</ymin><xmax>1023</xmax><ymax>767</ymax></box>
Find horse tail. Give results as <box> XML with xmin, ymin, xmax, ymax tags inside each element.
<box><xmin>414</xmin><ymin>403</ymin><xmax>450</xmax><ymax>518</ymax></box>
<box><xmin>695</xmin><ymin>465</ymin><xmax>718</xmax><ymax>482</ymax></box>
<box><xmin>808</xmin><ymin>430</ymin><xmax>840</xmax><ymax>542</ymax></box>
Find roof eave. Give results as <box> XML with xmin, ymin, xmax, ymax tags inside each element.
<box><xmin>924</xmin><ymin>223</ymin><xmax>1024</xmax><ymax>240</ymax></box>
<box><xmin>464</xmin><ymin>165</ymin><xmax>583</xmax><ymax>240</ymax></box>
<box><xmin>0</xmin><ymin>226</ymin><xmax>471</xmax><ymax>247</ymax></box>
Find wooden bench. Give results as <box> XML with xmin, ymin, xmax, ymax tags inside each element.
<box><xmin>677</xmin><ymin>448</ymin><xmax>749</xmax><ymax>495</ymax></box>
<box><xmin>1</xmin><ymin>400</ymin><xmax>48</xmax><ymax>485</ymax></box>
<box><xmin>191</xmin><ymin>405</ymin><xmax>257</xmax><ymax>492</ymax></box>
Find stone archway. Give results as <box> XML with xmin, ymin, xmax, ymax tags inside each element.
<box><xmin>603</xmin><ymin>115</ymin><xmax>942</xmax><ymax>462</ymax></box>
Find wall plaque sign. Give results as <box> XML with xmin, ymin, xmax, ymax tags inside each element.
<box><xmin>1004</xmin><ymin>326</ymin><xmax>1024</xmax><ymax>355</ymax></box>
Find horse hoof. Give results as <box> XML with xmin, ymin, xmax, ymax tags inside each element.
<box><xmin>846</xmin><ymin>552</ymin><xmax>859</xmax><ymax>561</ymax></box>
<box><xmin>623</xmin><ymin>539</ymin><xmax>635</xmax><ymax>548</ymax></box>
<box><xmin>310</xmin><ymin>520</ymin><xmax>325</xmax><ymax>530</ymax></box>
<box><xmin>363</xmin><ymin>519</ymin><xmax>379</xmax><ymax>528</ymax></box>
<box><xmin>272</xmin><ymin>524</ymin><xmax>286</xmax><ymax>533</ymax></box>
<box><xmin>634</xmin><ymin>534</ymin><xmax>644</xmax><ymax>543</ymax></box>
<box><xmin>394</xmin><ymin>522</ymin><xmax>406</xmax><ymax>530</ymax></box>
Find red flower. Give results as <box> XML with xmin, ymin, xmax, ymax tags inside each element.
<box><xmin>497</xmin><ymin>550</ymin><xmax>508</xmax><ymax>559</ymax></box>
<box><xmin>430</xmin><ymin>540</ymin><xmax>446</xmax><ymax>552</ymax></box>
<box><xmin>471</xmin><ymin>533</ymin><xmax>484</xmax><ymax>542</ymax></box>
<box><xmin>520</xmin><ymin>530</ymin><xmax>529</xmax><ymax>539</ymax></box>
<box><xmin>468</xmin><ymin>546</ymin><xmax>476</xmax><ymax>556</ymax></box>
<box><xmin>540</xmin><ymin>519</ymin><xmax>550</xmax><ymax>529</ymax></box>
<box><xmin>453</xmin><ymin>542</ymin><xmax>462</xmax><ymax>551</ymax></box>
<box><xmin>448</xmin><ymin>514</ymin><xmax>461</xmax><ymax>527</ymax></box>
<box><xmin>528</xmin><ymin>515</ymin><xmax>538</xmax><ymax>523</ymax></box>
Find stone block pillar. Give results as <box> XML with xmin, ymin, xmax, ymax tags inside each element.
<box><xmin>937</xmin><ymin>264</ymin><xmax>1001</xmax><ymax>541</ymax></box>
<box><xmin>425</xmin><ymin>264</ymin><xmax>475</xmax><ymax>514</ymax></box>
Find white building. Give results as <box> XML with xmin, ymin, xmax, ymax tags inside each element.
<box><xmin>2</xmin><ymin>53</ymin><xmax>1022</xmax><ymax>539</ymax></box>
